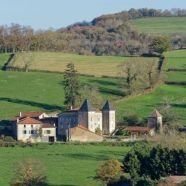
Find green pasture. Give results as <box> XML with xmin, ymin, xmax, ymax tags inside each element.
<box><xmin>9</xmin><ymin>52</ymin><xmax>157</xmax><ymax>77</ymax></box>
<box><xmin>130</xmin><ymin>17</ymin><xmax>186</xmax><ymax>35</ymax></box>
<box><xmin>0</xmin><ymin>70</ymin><xmax>122</xmax><ymax>120</ymax></box>
<box><xmin>0</xmin><ymin>144</ymin><xmax>130</xmax><ymax>186</ymax></box>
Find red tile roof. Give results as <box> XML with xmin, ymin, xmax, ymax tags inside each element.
<box><xmin>18</xmin><ymin>117</ymin><xmax>43</xmax><ymax>124</ymax></box>
<box><xmin>12</xmin><ymin>112</ymin><xmax>45</xmax><ymax>122</ymax></box>
<box><xmin>42</xmin><ymin>124</ymin><xmax>55</xmax><ymax>128</ymax></box>
<box><xmin>124</xmin><ymin>127</ymin><xmax>151</xmax><ymax>133</ymax></box>
<box><xmin>166</xmin><ymin>176</ymin><xmax>186</xmax><ymax>184</ymax></box>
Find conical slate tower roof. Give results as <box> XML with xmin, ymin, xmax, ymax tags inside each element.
<box><xmin>102</xmin><ymin>100</ymin><xmax>114</xmax><ymax>111</ymax></box>
<box><xmin>79</xmin><ymin>99</ymin><xmax>94</xmax><ymax>112</ymax></box>
<box><xmin>150</xmin><ymin>110</ymin><xmax>162</xmax><ymax>118</ymax></box>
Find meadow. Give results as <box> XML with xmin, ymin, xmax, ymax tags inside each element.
<box><xmin>9</xmin><ymin>52</ymin><xmax>157</xmax><ymax>77</ymax></box>
<box><xmin>0</xmin><ymin>70</ymin><xmax>122</xmax><ymax>120</ymax></box>
<box><xmin>130</xmin><ymin>17</ymin><xmax>186</xmax><ymax>35</ymax></box>
<box><xmin>116</xmin><ymin>50</ymin><xmax>186</xmax><ymax>124</ymax></box>
<box><xmin>0</xmin><ymin>50</ymin><xmax>186</xmax><ymax>124</ymax></box>
<box><xmin>164</xmin><ymin>50</ymin><xmax>186</xmax><ymax>82</ymax></box>
<box><xmin>0</xmin><ymin>143</ymin><xmax>130</xmax><ymax>186</ymax></box>
<box><xmin>0</xmin><ymin>53</ymin><xmax>10</xmax><ymax>69</ymax></box>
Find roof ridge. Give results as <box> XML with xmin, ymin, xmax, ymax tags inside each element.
<box><xmin>102</xmin><ymin>100</ymin><xmax>114</xmax><ymax>111</ymax></box>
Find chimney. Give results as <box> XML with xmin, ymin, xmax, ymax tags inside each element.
<box><xmin>16</xmin><ymin>118</ymin><xmax>19</xmax><ymax>123</ymax></box>
<box><xmin>19</xmin><ymin>112</ymin><xmax>22</xmax><ymax>117</ymax></box>
<box><xmin>70</xmin><ymin>106</ymin><xmax>73</xmax><ymax>110</ymax></box>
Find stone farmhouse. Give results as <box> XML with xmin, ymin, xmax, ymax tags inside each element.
<box><xmin>147</xmin><ymin>110</ymin><xmax>163</xmax><ymax>133</ymax></box>
<box><xmin>123</xmin><ymin>110</ymin><xmax>163</xmax><ymax>138</ymax></box>
<box><xmin>58</xmin><ymin>99</ymin><xmax>116</xmax><ymax>141</ymax></box>
<box><xmin>12</xmin><ymin>112</ymin><xmax>56</xmax><ymax>143</ymax></box>
<box><xmin>10</xmin><ymin>101</ymin><xmax>163</xmax><ymax>143</ymax></box>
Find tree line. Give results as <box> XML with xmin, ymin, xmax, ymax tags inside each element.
<box><xmin>1</xmin><ymin>9</ymin><xmax>186</xmax><ymax>56</ymax></box>
<box><xmin>0</xmin><ymin>23</ymin><xmax>148</xmax><ymax>56</ymax></box>
<box><xmin>96</xmin><ymin>143</ymin><xmax>186</xmax><ymax>186</ymax></box>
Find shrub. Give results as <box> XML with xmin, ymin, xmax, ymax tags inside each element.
<box><xmin>96</xmin><ymin>160</ymin><xmax>123</xmax><ymax>184</ymax></box>
<box><xmin>123</xmin><ymin>144</ymin><xmax>186</xmax><ymax>183</ymax></box>
<box><xmin>123</xmin><ymin>114</ymin><xmax>140</xmax><ymax>126</ymax></box>
<box><xmin>11</xmin><ymin>158</ymin><xmax>47</xmax><ymax>186</ymax></box>
<box><xmin>95</xmin><ymin>128</ymin><xmax>102</xmax><ymax>135</ymax></box>
<box><xmin>115</xmin><ymin>129</ymin><xmax>129</xmax><ymax>136</ymax></box>
<box><xmin>4</xmin><ymin>136</ymin><xmax>15</xmax><ymax>142</ymax></box>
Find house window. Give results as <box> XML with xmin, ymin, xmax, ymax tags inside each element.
<box><xmin>31</xmin><ymin>125</ymin><xmax>33</xmax><ymax>128</ymax></box>
<box><xmin>23</xmin><ymin>130</ymin><xmax>27</xmax><ymax>134</ymax></box>
<box><xmin>46</xmin><ymin>130</ymin><xmax>51</xmax><ymax>134</ymax></box>
<box><xmin>24</xmin><ymin>125</ymin><xmax>26</xmax><ymax>128</ymax></box>
<box><xmin>31</xmin><ymin>130</ymin><xmax>34</xmax><ymax>134</ymax></box>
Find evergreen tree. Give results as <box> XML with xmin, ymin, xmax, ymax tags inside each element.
<box><xmin>63</xmin><ymin>63</ymin><xmax>80</xmax><ymax>108</ymax></box>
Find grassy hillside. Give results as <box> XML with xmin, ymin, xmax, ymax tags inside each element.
<box><xmin>0</xmin><ymin>70</ymin><xmax>122</xmax><ymax>120</ymax></box>
<box><xmin>130</xmin><ymin>17</ymin><xmax>186</xmax><ymax>35</ymax></box>
<box><xmin>0</xmin><ymin>144</ymin><xmax>130</xmax><ymax>186</ymax></box>
<box><xmin>117</xmin><ymin>50</ymin><xmax>186</xmax><ymax>124</ymax></box>
<box><xmin>0</xmin><ymin>53</ymin><xmax>10</xmax><ymax>69</ymax></box>
<box><xmin>0</xmin><ymin>50</ymin><xmax>186</xmax><ymax>124</ymax></box>
<box><xmin>116</xmin><ymin>84</ymin><xmax>186</xmax><ymax>124</ymax></box>
<box><xmin>165</xmin><ymin>50</ymin><xmax>186</xmax><ymax>82</ymax></box>
<box><xmin>9</xmin><ymin>52</ymin><xmax>157</xmax><ymax>77</ymax></box>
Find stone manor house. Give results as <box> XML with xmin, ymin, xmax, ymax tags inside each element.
<box><xmin>58</xmin><ymin>99</ymin><xmax>116</xmax><ymax>141</ymax></box>
<box><xmin>11</xmin><ymin>99</ymin><xmax>163</xmax><ymax>143</ymax></box>
<box><xmin>12</xmin><ymin>100</ymin><xmax>116</xmax><ymax>142</ymax></box>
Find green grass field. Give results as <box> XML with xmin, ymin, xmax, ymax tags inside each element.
<box><xmin>0</xmin><ymin>53</ymin><xmax>10</xmax><ymax>69</ymax></box>
<box><xmin>0</xmin><ymin>70</ymin><xmax>123</xmax><ymax>120</ymax></box>
<box><xmin>116</xmin><ymin>84</ymin><xmax>186</xmax><ymax>123</ymax></box>
<box><xmin>0</xmin><ymin>50</ymin><xmax>186</xmax><ymax>124</ymax></box>
<box><xmin>117</xmin><ymin>50</ymin><xmax>186</xmax><ymax>124</ymax></box>
<box><xmin>130</xmin><ymin>17</ymin><xmax>186</xmax><ymax>35</ymax></box>
<box><xmin>9</xmin><ymin>52</ymin><xmax>157</xmax><ymax>77</ymax></box>
<box><xmin>164</xmin><ymin>50</ymin><xmax>186</xmax><ymax>82</ymax></box>
<box><xmin>0</xmin><ymin>144</ymin><xmax>130</xmax><ymax>186</ymax></box>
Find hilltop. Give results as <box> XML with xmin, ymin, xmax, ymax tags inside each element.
<box><xmin>130</xmin><ymin>17</ymin><xmax>186</xmax><ymax>35</ymax></box>
<box><xmin>1</xmin><ymin>8</ymin><xmax>186</xmax><ymax>57</ymax></box>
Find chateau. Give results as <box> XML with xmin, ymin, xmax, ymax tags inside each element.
<box><xmin>58</xmin><ymin>99</ymin><xmax>116</xmax><ymax>139</ymax></box>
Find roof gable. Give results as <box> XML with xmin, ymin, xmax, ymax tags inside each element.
<box><xmin>79</xmin><ymin>99</ymin><xmax>94</xmax><ymax>112</ymax></box>
<box><xmin>18</xmin><ymin>117</ymin><xmax>43</xmax><ymax>124</ymax></box>
<box><xmin>102</xmin><ymin>100</ymin><xmax>114</xmax><ymax>111</ymax></box>
<box><xmin>150</xmin><ymin>110</ymin><xmax>162</xmax><ymax>118</ymax></box>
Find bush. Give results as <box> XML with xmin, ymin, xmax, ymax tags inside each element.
<box><xmin>123</xmin><ymin>114</ymin><xmax>140</xmax><ymax>126</ymax></box>
<box><xmin>4</xmin><ymin>136</ymin><xmax>15</xmax><ymax>142</ymax></box>
<box><xmin>11</xmin><ymin>158</ymin><xmax>47</xmax><ymax>186</ymax></box>
<box><xmin>95</xmin><ymin>128</ymin><xmax>102</xmax><ymax>135</ymax></box>
<box><xmin>115</xmin><ymin>129</ymin><xmax>129</xmax><ymax>136</ymax></box>
<box><xmin>123</xmin><ymin>144</ymin><xmax>186</xmax><ymax>183</ymax></box>
<box><xmin>96</xmin><ymin>160</ymin><xmax>123</xmax><ymax>184</ymax></box>
<box><xmin>136</xmin><ymin>176</ymin><xmax>157</xmax><ymax>186</ymax></box>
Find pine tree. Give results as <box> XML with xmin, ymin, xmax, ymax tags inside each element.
<box><xmin>63</xmin><ymin>63</ymin><xmax>80</xmax><ymax>108</ymax></box>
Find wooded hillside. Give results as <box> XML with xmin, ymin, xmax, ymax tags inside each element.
<box><xmin>1</xmin><ymin>8</ymin><xmax>186</xmax><ymax>56</ymax></box>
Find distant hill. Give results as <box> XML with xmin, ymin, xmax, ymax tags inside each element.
<box><xmin>1</xmin><ymin>8</ymin><xmax>186</xmax><ymax>56</ymax></box>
